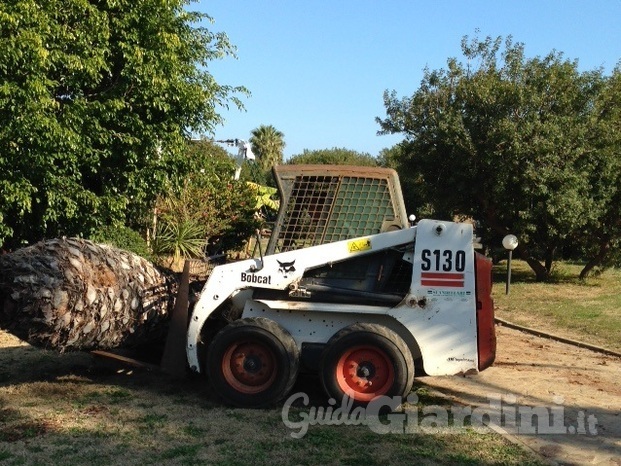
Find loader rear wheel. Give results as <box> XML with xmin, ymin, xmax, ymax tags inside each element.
<box><xmin>206</xmin><ymin>317</ymin><xmax>299</xmax><ymax>408</ymax></box>
<box><xmin>320</xmin><ymin>323</ymin><xmax>414</xmax><ymax>405</ymax></box>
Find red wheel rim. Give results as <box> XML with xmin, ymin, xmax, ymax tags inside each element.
<box><xmin>335</xmin><ymin>345</ymin><xmax>394</xmax><ymax>402</ymax></box>
<box><xmin>221</xmin><ymin>341</ymin><xmax>277</xmax><ymax>394</ymax></box>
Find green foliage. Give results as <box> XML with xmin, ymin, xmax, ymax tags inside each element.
<box><xmin>249</xmin><ymin>125</ymin><xmax>286</xmax><ymax>173</ymax></box>
<box><xmin>378</xmin><ymin>144</ymin><xmax>434</xmax><ymax>219</ymax></box>
<box><xmin>288</xmin><ymin>147</ymin><xmax>378</xmax><ymax>166</ymax></box>
<box><xmin>378</xmin><ymin>33</ymin><xmax>621</xmax><ymax>280</ymax></box>
<box><xmin>153</xmin><ymin>142</ymin><xmax>261</xmax><ymax>257</ymax></box>
<box><xmin>151</xmin><ymin>219</ymin><xmax>207</xmax><ymax>263</ymax></box>
<box><xmin>0</xmin><ymin>0</ymin><xmax>246</xmax><ymax>249</ymax></box>
<box><xmin>89</xmin><ymin>224</ymin><xmax>153</xmax><ymax>261</ymax></box>
<box><xmin>572</xmin><ymin>65</ymin><xmax>621</xmax><ymax>278</ymax></box>
<box><xmin>246</xmin><ymin>182</ymin><xmax>279</xmax><ymax>211</ymax></box>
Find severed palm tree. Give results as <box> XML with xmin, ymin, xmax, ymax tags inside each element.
<box><xmin>0</xmin><ymin>238</ymin><xmax>177</xmax><ymax>352</ymax></box>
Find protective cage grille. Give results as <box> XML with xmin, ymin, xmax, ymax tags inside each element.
<box><xmin>267</xmin><ymin>165</ymin><xmax>408</xmax><ymax>254</ymax></box>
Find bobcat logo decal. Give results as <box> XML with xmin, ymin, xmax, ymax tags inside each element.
<box><xmin>277</xmin><ymin>260</ymin><xmax>296</xmax><ymax>276</ymax></box>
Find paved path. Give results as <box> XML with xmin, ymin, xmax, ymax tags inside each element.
<box><xmin>420</xmin><ymin>325</ymin><xmax>621</xmax><ymax>465</ymax></box>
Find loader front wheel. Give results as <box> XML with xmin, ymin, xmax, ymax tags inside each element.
<box><xmin>206</xmin><ymin>317</ymin><xmax>300</xmax><ymax>408</ymax></box>
<box><xmin>320</xmin><ymin>323</ymin><xmax>414</xmax><ymax>405</ymax></box>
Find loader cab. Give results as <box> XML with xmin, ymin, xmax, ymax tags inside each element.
<box><xmin>251</xmin><ymin>164</ymin><xmax>414</xmax><ymax>306</ymax></box>
<box><xmin>266</xmin><ymin>165</ymin><xmax>409</xmax><ymax>254</ymax></box>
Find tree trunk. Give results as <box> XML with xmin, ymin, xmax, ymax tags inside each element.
<box><xmin>480</xmin><ymin>207</ymin><xmax>550</xmax><ymax>281</ymax></box>
<box><xmin>580</xmin><ymin>239</ymin><xmax>611</xmax><ymax>280</ymax></box>
<box><xmin>544</xmin><ymin>246</ymin><xmax>555</xmax><ymax>276</ymax></box>
<box><xmin>513</xmin><ymin>243</ymin><xmax>550</xmax><ymax>282</ymax></box>
<box><xmin>0</xmin><ymin>237</ymin><xmax>178</xmax><ymax>352</ymax></box>
<box><xmin>522</xmin><ymin>255</ymin><xmax>550</xmax><ymax>282</ymax></box>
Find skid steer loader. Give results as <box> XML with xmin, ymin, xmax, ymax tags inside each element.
<box><xmin>163</xmin><ymin>165</ymin><xmax>496</xmax><ymax>408</ymax></box>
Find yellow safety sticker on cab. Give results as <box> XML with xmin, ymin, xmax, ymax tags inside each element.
<box><xmin>347</xmin><ymin>238</ymin><xmax>372</xmax><ymax>253</ymax></box>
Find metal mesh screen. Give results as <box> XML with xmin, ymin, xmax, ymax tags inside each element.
<box><xmin>327</xmin><ymin>176</ymin><xmax>395</xmax><ymax>238</ymax></box>
<box><xmin>267</xmin><ymin>165</ymin><xmax>408</xmax><ymax>254</ymax></box>
<box><xmin>277</xmin><ymin>175</ymin><xmax>339</xmax><ymax>251</ymax></box>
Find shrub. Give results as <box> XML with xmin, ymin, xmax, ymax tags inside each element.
<box><xmin>90</xmin><ymin>225</ymin><xmax>154</xmax><ymax>261</ymax></box>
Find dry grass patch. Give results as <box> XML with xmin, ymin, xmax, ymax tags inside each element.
<box><xmin>493</xmin><ymin>260</ymin><xmax>621</xmax><ymax>352</ymax></box>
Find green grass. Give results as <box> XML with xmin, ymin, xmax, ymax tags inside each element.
<box><xmin>493</xmin><ymin>260</ymin><xmax>621</xmax><ymax>352</ymax></box>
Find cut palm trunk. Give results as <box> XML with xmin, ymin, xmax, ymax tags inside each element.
<box><xmin>0</xmin><ymin>238</ymin><xmax>178</xmax><ymax>352</ymax></box>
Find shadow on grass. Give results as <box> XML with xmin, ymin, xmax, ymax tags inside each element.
<box><xmin>491</xmin><ymin>261</ymin><xmax>599</xmax><ymax>286</ymax></box>
<box><xmin>492</xmin><ymin>264</ymin><xmax>538</xmax><ymax>285</ymax></box>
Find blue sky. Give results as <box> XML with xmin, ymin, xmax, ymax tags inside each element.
<box><xmin>198</xmin><ymin>1</ymin><xmax>621</xmax><ymax>159</ymax></box>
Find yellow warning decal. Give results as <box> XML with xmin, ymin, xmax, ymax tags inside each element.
<box><xmin>347</xmin><ymin>238</ymin><xmax>372</xmax><ymax>253</ymax></box>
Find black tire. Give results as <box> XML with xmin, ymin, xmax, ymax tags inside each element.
<box><xmin>320</xmin><ymin>323</ymin><xmax>414</xmax><ymax>405</ymax></box>
<box><xmin>206</xmin><ymin>317</ymin><xmax>300</xmax><ymax>408</ymax></box>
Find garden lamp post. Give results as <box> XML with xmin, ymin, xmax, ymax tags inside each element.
<box><xmin>502</xmin><ymin>234</ymin><xmax>519</xmax><ymax>295</ymax></box>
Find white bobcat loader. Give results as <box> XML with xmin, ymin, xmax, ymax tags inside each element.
<box><xmin>163</xmin><ymin>165</ymin><xmax>496</xmax><ymax>408</ymax></box>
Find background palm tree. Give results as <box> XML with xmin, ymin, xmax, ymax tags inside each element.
<box><xmin>249</xmin><ymin>125</ymin><xmax>286</xmax><ymax>172</ymax></box>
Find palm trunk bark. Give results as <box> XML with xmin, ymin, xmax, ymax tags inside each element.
<box><xmin>0</xmin><ymin>238</ymin><xmax>178</xmax><ymax>352</ymax></box>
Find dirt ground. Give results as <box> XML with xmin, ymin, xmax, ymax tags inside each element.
<box><xmin>419</xmin><ymin>324</ymin><xmax>621</xmax><ymax>466</ymax></box>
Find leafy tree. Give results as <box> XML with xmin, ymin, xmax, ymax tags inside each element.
<box><xmin>377</xmin><ymin>34</ymin><xmax>618</xmax><ymax>281</ymax></box>
<box><xmin>249</xmin><ymin>125</ymin><xmax>286</xmax><ymax>172</ymax></box>
<box><xmin>152</xmin><ymin>140</ymin><xmax>260</xmax><ymax>259</ymax></box>
<box><xmin>90</xmin><ymin>224</ymin><xmax>154</xmax><ymax>261</ymax></box>
<box><xmin>573</xmin><ymin>65</ymin><xmax>621</xmax><ymax>278</ymax></box>
<box><xmin>246</xmin><ymin>182</ymin><xmax>279</xmax><ymax>211</ymax></box>
<box><xmin>288</xmin><ymin>147</ymin><xmax>378</xmax><ymax>166</ymax></box>
<box><xmin>0</xmin><ymin>0</ymin><xmax>246</xmax><ymax>249</ymax></box>
<box><xmin>379</xmin><ymin>144</ymin><xmax>434</xmax><ymax>220</ymax></box>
